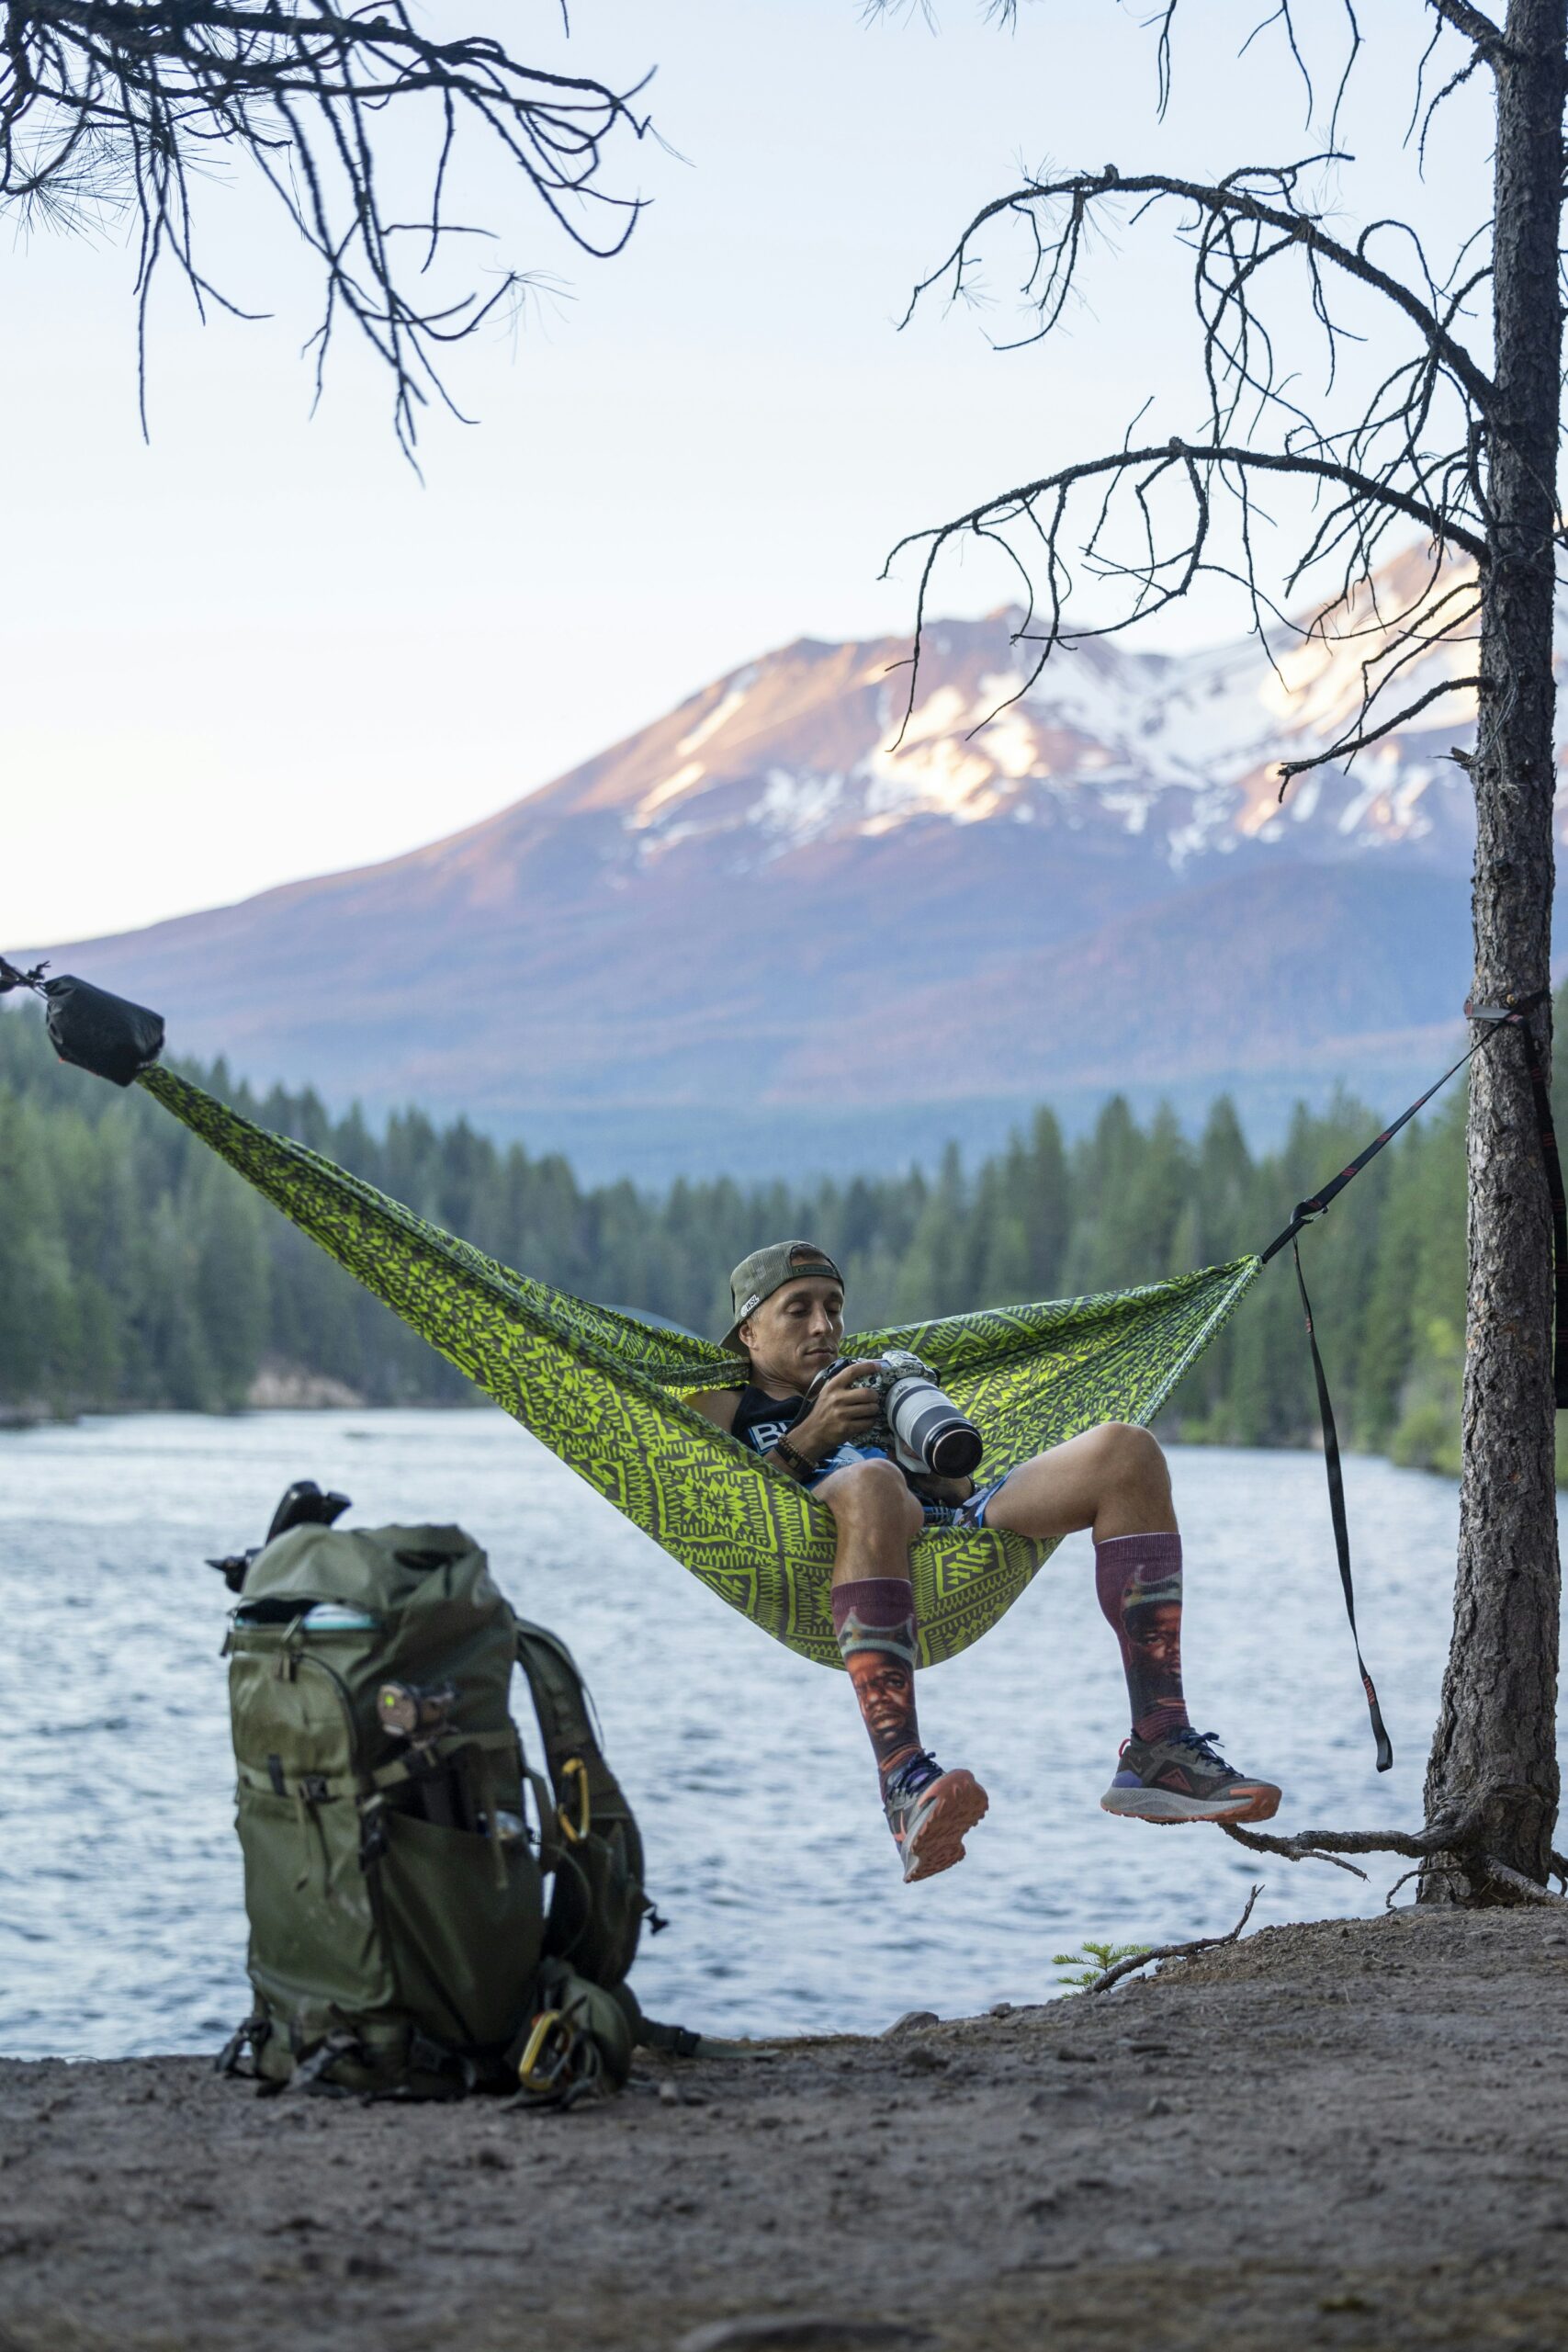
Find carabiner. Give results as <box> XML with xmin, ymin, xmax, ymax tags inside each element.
<box><xmin>516</xmin><ymin>2007</ymin><xmax>572</xmax><ymax>2095</ymax></box>
<box><xmin>558</xmin><ymin>1755</ymin><xmax>592</xmax><ymax>1846</ymax></box>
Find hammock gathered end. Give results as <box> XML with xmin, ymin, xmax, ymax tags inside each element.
<box><xmin>135</xmin><ymin>1065</ymin><xmax>1260</xmax><ymax>1671</ymax></box>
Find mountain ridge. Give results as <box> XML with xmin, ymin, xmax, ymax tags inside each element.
<box><xmin>25</xmin><ymin>558</ymin><xmax>1555</xmax><ymax>1179</ymax></box>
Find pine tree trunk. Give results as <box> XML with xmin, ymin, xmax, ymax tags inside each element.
<box><xmin>1421</xmin><ymin>0</ymin><xmax>1565</xmax><ymax>1900</ymax></box>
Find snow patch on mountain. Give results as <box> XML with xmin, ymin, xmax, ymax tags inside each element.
<box><xmin>631</xmin><ymin>760</ymin><xmax>707</xmax><ymax>827</ymax></box>
<box><xmin>596</xmin><ymin>562</ymin><xmax>1533</xmax><ymax>882</ymax></box>
<box><xmin>752</xmin><ymin>769</ymin><xmax>849</xmax><ymax>850</ymax></box>
<box><xmin>676</xmin><ymin>683</ymin><xmax>753</xmax><ymax>760</ymax></box>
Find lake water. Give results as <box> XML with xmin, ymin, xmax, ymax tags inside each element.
<box><xmin>3</xmin><ymin>1409</ymin><xmax>1563</xmax><ymax>2058</ymax></box>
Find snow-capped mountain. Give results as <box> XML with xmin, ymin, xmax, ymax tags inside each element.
<box><xmin>27</xmin><ymin>555</ymin><xmax>1540</xmax><ymax>1177</ymax></box>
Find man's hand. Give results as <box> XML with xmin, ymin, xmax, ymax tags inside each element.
<box><xmin>789</xmin><ymin>1360</ymin><xmax>884</xmax><ymax>1462</ymax></box>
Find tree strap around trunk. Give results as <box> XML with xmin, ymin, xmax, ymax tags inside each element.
<box><xmin>1257</xmin><ymin>987</ymin><xmax>1562</xmax><ymax>1775</ymax></box>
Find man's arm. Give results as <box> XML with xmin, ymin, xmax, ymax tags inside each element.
<box><xmin>686</xmin><ymin>1386</ymin><xmax>818</xmax><ymax>1481</ymax></box>
<box><xmin>686</xmin><ymin>1390</ymin><xmax>741</xmax><ymax>1435</ymax></box>
<box><xmin>688</xmin><ymin>1364</ymin><xmax>883</xmax><ymax>1484</ymax></box>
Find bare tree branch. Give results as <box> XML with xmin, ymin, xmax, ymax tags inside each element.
<box><xmin>1223</xmin><ymin>1813</ymin><xmax>1568</xmax><ymax>1908</ymax></box>
<box><xmin>1277</xmin><ymin>670</ymin><xmax>1482</xmax><ymax>786</ymax></box>
<box><xmin>902</xmin><ymin>163</ymin><xmax>1495</xmax><ymax>413</ymax></box>
<box><xmin>1085</xmin><ymin>1884</ymin><xmax>1262</xmax><ymax>1995</ymax></box>
<box><xmin>886</xmin><ymin>63</ymin><xmax>1503</xmax><ymax>794</ymax></box>
<box><xmin>1</xmin><ymin>3</ymin><xmax>651</xmax><ymax>453</ymax></box>
<box><xmin>1223</xmin><ymin>1817</ymin><xmax>1450</xmax><ymax>1864</ymax></box>
<box><xmin>887</xmin><ymin>441</ymin><xmax>1489</xmax><ymax>580</ymax></box>
<box><xmin>1426</xmin><ymin>0</ymin><xmax>1515</xmax><ymax>64</ymax></box>
<box><xmin>1480</xmin><ymin>1858</ymin><xmax>1568</xmax><ymax>1906</ymax></box>
<box><xmin>882</xmin><ymin>439</ymin><xmax>1487</xmax><ymax>757</ymax></box>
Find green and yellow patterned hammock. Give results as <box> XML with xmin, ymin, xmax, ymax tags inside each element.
<box><xmin>134</xmin><ymin>1064</ymin><xmax>1261</xmax><ymax>1672</ymax></box>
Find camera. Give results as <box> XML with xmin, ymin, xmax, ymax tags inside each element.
<box><xmin>808</xmin><ymin>1350</ymin><xmax>983</xmax><ymax>1480</ymax></box>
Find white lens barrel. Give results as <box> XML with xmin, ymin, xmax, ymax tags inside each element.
<box><xmin>885</xmin><ymin>1376</ymin><xmax>984</xmax><ymax>1478</ymax></box>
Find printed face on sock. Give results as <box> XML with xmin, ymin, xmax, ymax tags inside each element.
<box><xmin>1123</xmin><ymin>1597</ymin><xmax>1184</xmax><ymax>1722</ymax></box>
<box><xmin>847</xmin><ymin>1649</ymin><xmax>917</xmax><ymax>1763</ymax></box>
<box><xmin>1126</xmin><ymin>1598</ymin><xmax>1182</xmax><ymax>1675</ymax></box>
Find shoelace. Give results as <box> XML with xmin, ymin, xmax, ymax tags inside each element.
<box><xmin>1170</xmin><ymin>1726</ymin><xmax>1234</xmax><ymax>1770</ymax></box>
<box><xmin>886</xmin><ymin>1748</ymin><xmax>943</xmax><ymax>1804</ymax></box>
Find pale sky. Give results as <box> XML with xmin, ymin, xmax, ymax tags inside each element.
<box><xmin>2</xmin><ymin>1</ymin><xmax>1491</xmax><ymax>946</ymax></box>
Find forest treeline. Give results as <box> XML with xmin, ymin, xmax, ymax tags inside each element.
<box><xmin>5</xmin><ymin>990</ymin><xmax>1548</xmax><ymax>1476</ymax></box>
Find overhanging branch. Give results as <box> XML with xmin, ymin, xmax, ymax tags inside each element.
<box><xmin>1</xmin><ymin>2</ymin><xmax>651</xmax><ymax>451</ymax></box>
<box><xmin>1277</xmin><ymin>671</ymin><xmax>1482</xmax><ymax>786</ymax></box>
<box><xmin>903</xmin><ymin>163</ymin><xmax>1495</xmax><ymax>416</ymax></box>
<box><xmin>886</xmin><ymin>439</ymin><xmax>1489</xmax><ymax>571</ymax></box>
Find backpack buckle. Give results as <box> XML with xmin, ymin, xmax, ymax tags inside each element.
<box><xmin>357</xmin><ymin>1792</ymin><xmax>389</xmax><ymax>1868</ymax></box>
<box><xmin>215</xmin><ymin>2013</ymin><xmax>270</xmax><ymax>2076</ymax></box>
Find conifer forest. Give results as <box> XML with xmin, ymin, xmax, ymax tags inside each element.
<box><xmin>2</xmin><ymin>995</ymin><xmax>1540</xmax><ymax>1481</ymax></box>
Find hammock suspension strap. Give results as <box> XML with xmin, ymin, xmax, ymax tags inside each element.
<box><xmin>1256</xmin><ymin>986</ymin><xmax>1562</xmax><ymax>1776</ymax></box>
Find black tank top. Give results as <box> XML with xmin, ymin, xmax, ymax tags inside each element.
<box><xmin>728</xmin><ymin>1384</ymin><xmax>897</xmax><ymax>1487</ymax></box>
<box><xmin>730</xmin><ymin>1385</ymin><xmax>809</xmax><ymax>1460</ymax></box>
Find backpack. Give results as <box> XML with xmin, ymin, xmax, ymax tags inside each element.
<box><xmin>216</xmin><ymin>1515</ymin><xmax>658</xmax><ymax>2101</ymax></box>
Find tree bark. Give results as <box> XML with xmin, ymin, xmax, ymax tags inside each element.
<box><xmin>1422</xmin><ymin>0</ymin><xmax>1566</xmax><ymax>1899</ymax></box>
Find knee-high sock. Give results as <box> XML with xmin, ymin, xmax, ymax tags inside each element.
<box><xmin>1094</xmin><ymin>1532</ymin><xmax>1190</xmax><ymax>1743</ymax></box>
<box><xmin>831</xmin><ymin>1577</ymin><xmax>927</xmax><ymax>1794</ymax></box>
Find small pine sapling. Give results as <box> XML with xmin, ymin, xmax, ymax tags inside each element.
<box><xmin>1053</xmin><ymin>1939</ymin><xmax>1151</xmax><ymax>1992</ymax></box>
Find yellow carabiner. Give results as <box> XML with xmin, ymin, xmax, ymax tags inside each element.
<box><xmin>558</xmin><ymin>1755</ymin><xmax>592</xmax><ymax>1846</ymax></box>
<box><xmin>516</xmin><ymin>2008</ymin><xmax>569</xmax><ymax>2094</ymax></box>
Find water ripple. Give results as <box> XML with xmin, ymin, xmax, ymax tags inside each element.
<box><xmin>2</xmin><ymin>1407</ymin><xmax>1563</xmax><ymax>2057</ymax></box>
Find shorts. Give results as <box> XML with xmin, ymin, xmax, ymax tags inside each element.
<box><xmin>920</xmin><ymin>1471</ymin><xmax>1014</xmax><ymax>1532</ymax></box>
<box><xmin>800</xmin><ymin>1442</ymin><xmax>1013</xmax><ymax>1531</ymax></box>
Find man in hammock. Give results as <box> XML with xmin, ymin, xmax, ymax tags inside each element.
<box><xmin>690</xmin><ymin>1241</ymin><xmax>1280</xmax><ymax>1883</ymax></box>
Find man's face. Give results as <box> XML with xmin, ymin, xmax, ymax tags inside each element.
<box><xmin>1128</xmin><ymin>1600</ymin><xmax>1183</xmax><ymax>1676</ymax></box>
<box><xmin>847</xmin><ymin>1651</ymin><xmax>916</xmax><ymax>1750</ymax></box>
<box><xmin>739</xmin><ymin>1276</ymin><xmax>845</xmax><ymax>1396</ymax></box>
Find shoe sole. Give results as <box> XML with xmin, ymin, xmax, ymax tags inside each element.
<box><xmin>903</xmin><ymin>1770</ymin><xmax>989</xmax><ymax>1882</ymax></box>
<box><xmin>1100</xmin><ymin>1781</ymin><xmax>1281</xmax><ymax>1826</ymax></box>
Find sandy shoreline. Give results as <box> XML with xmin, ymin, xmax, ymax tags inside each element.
<box><xmin>4</xmin><ymin>1905</ymin><xmax>1567</xmax><ymax>2352</ymax></box>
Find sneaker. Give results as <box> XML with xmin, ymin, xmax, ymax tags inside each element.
<box><xmin>884</xmin><ymin>1751</ymin><xmax>989</xmax><ymax>1882</ymax></box>
<box><xmin>1100</xmin><ymin>1727</ymin><xmax>1281</xmax><ymax>1825</ymax></box>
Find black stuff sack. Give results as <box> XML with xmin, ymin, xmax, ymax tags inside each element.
<box><xmin>43</xmin><ymin>975</ymin><xmax>164</xmax><ymax>1087</ymax></box>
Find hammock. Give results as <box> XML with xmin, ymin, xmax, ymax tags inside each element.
<box><xmin>132</xmin><ymin>1064</ymin><xmax>1260</xmax><ymax>1670</ymax></box>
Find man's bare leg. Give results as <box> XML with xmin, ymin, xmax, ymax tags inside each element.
<box><xmin>817</xmin><ymin>1458</ymin><xmax>988</xmax><ymax>1879</ymax></box>
<box><xmin>986</xmin><ymin>1423</ymin><xmax>1280</xmax><ymax>1825</ymax></box>
<box><xmin>981</xmin><ymin>1420</ymin><xmax>1175</xmax><ymax>1544</ymax></box>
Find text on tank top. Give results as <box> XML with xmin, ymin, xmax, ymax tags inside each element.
<box><xmin>728</xmin><ymin>1384</ymin><xmax>900</xmax><ymax>1487</ymax></box>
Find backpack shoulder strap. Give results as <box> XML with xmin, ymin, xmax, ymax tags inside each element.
<box><xmin>513</xmin><ymin>1620</ymin><xmax>595</xmax><ymax>1764</ymax></box>
<box><xmin>513</xmin><ymin>1619</ymin><xmax>637</xmax><ymax>1841</ymax></box>
<box><xmin>513</xmin><ymin>1618</ymin><xmax>651</xmax><ymax>1989</ymax></box>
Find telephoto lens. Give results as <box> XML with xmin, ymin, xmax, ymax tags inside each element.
<box><xmin>879</xmin><ymin>1351</ymin><xmax>984</xmax><ymax>1478</ymax></box>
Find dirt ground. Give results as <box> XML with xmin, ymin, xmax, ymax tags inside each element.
<box><xmin>4</xmin><ymin>1904</ymin><xmax>1568</xmax><ymax>2352</ymax></box>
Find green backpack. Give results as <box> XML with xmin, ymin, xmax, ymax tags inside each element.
<box><xmin>217</xmin><ymin>1516</ymin><xmax>660</xmax><ymax>2101</ymax></box>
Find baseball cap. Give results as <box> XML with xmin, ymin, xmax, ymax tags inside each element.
<box><xmin>721</xmin><ymin>1239</ymin><xmax>845</xmax><ymax>1351</ymax></box>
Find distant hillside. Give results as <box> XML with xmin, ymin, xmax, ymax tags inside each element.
<box><xmin>26</xmin><ymin>548</ymin><xmax>1553</xmax><ymax>1179</ymax></box>
<box><xmin>0</xmin><ymin>988</ymin><xmax>1482</xmax><ymax>1487</ymax></box>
